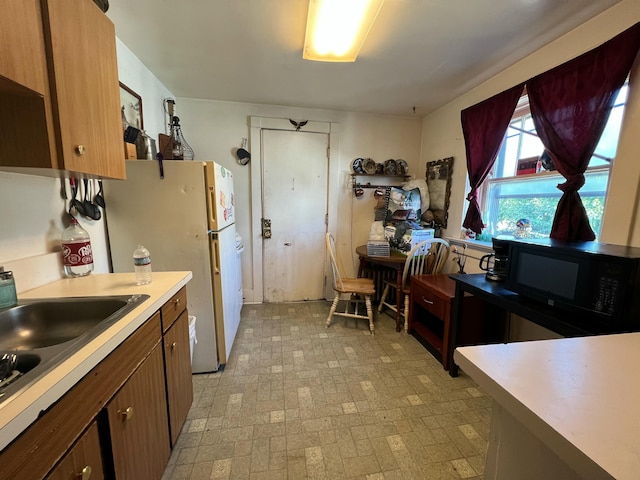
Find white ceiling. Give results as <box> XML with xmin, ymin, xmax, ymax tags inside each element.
<box><xmin>107</xmin><ymin>0</ymin><xmax>621</xmax><ymax>117</ymax></box>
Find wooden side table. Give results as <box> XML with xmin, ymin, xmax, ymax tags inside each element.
<box><xmin>409</xmin><ymin>274</ymin><xmax>494</xmax><ymax>370</ymax></box>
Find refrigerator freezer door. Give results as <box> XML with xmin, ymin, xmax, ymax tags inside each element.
<box><xmin>209</xmin><ymin>223</ymin><xmax>242</xmax><ymax>364</ymax></box>
<box><xmin>105</xmin><ymin>160</ymin><xmax>220</xmax><ymax>373</ymax></box>
<box><xmin>205</xmin><ymin>162</ymin><xmax>235</xmax><ymax>232</ymax></box>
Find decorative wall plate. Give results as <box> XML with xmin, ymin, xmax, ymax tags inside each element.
<box><xmin>384</xmin><ymin>159</ymin><xmax>397</xmax><ymax>175</ymax></box>
<box><xmin>352</xmin><ymin>158</ymin><xmax>365</xmax><ymax>174</ymax></box>
<box><xmin>363</xmin><ymin>158</ymin><xmax>377</xmax><ymax>174</ymax></box>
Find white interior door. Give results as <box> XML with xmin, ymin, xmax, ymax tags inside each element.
<box><xmin>262</xmin><ymin>129</ymin><xmax>329</xmax><ymax>302</ymax></box>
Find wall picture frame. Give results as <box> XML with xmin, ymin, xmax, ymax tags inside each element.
<box><xmin>119</xmin><ymin>82</ymin><xmax>143</xmax><ymax>130</ymax></box>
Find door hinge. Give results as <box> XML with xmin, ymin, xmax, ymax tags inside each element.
<box><xmin>326</xmin><ymin>146</ymin><xmax>330</xmax><ymax>159</ymax></box>
<box><xmin>324</xmin><ymin>214</ymin><xmax>328</xmax><ymax>226</ymax></box>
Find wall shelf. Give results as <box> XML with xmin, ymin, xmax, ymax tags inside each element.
<box><xmin>351</xmin><ymin>174</ymin><xmax>411</xmax><ymax>178</ymax></box>
<box><xmin>351</xmin><ymin>173</ymin><xmax>411</xmax><ymax>190</ymax></box>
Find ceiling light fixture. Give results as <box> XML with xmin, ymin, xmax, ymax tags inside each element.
<box><xmin>303</xmin><ymin>0</ymin><xmax>384</xmax><ymax>62</ymax></box>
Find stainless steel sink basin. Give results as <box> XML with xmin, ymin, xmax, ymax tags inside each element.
<box><xmin>0</xmin><ymin>298</ymin><xmax>131</xmax><ymax>350</ymax></box>
<box><xmin>0</xmin><ymin>294</ymin><xmax>149</xmax><ymax>401</ymax></box>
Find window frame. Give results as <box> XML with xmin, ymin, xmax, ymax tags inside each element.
<box><xmin>477</xmin><ymin>84</ymin><xmax>629</xmax><ymax>240</ymax></box>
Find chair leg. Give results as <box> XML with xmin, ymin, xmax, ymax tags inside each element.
<box><xmin>378</xmin><ymin>284</ymin><xmax>391</xmax><ymax>313</ymax></box>
<box><xmin>326</xmin><ymin>294</ymin><xmax>340</xmax><ymax>328</ymax></box>
<box><xmin>365</xmin><ymin>295</ymin><xmax>374</xmax><ymax>335</ymax></box>
<box><xmin>404</xmin><ymin>294</ymin><xmax>410</xmax><ymax>333</ymax></box>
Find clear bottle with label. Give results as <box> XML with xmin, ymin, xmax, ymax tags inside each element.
<box><xmin>61</xmin><ymin>218</ymin><xmax>94</xmax><ymax>277</ymax></box>
<box><xmin>0</xmin><ymin>267</ymin><xmax>17</xmax><ymax>309</ymax></box>
<box><xmin>133</xmin><ymin>245</ymin><xmax>152</xmax><ymax>285</ymax></box>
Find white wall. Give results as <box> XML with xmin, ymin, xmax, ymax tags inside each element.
<box><xmin>114</xmin><ymin>39</ymin><xmax>173</xmax><ymax>141</ymax></box>
<box><xmin>176</xmin><ymin>98</ymin><xmax>423</xmax><ymax>288</ymax></box>
<box><xmin>421</xmin><ymin>0</ymin><xmax>640</xmax><ymax>246</ymax></box>
<box><xmin>0</xmin><ymin>38</ymin><xmax>173</xmax><ymax>293</ymax></box>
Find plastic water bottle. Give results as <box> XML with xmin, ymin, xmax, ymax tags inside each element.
<box><xmin>133</xmin><ymin>245</ymin><xmax>152</xmax><ymax>285</ymax></box>
<box><xmin>61</xmin><ymin>218</ymin><xmax>94</xmax><ymax>277</ymax></box>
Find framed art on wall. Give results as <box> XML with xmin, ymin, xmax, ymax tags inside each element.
<box><xmin>119</xmin><ymin>82</ymin><xmax>143</xmax><ymax>130</ymax></box>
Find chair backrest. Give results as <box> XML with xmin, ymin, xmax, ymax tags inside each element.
<box><xmin>401</xmin><ymin>238</ymin><xmax>451</xmax><ymax>288</ymax></box>
<box><xmin>326</xmin><ymin>233</ymin><xmax>344</xmax><ymax>290</ymax></box>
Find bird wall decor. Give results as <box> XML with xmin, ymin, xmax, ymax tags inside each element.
<box><xmin>289</xmin><ymin>119</ymin><xmax>308</xmax><ymax>131</ymax></box>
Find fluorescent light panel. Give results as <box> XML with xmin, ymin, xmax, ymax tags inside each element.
<box><xmin>303</xmin><ymin>0</ymin><xmax>384</xmax><ymax>62</ymax></box>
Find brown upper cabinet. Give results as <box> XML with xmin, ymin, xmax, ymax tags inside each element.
<box><xmin>0</xmin><ymin>0</ymin><xmax>125</xmax><ymax>179</ymax></box>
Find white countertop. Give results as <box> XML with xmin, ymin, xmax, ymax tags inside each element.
<box><xmin>0</xmin><ymin>271</ymin><xmax>192</xmax><ymax>452</ymax></box>
<box><xmin>454</xmin><ymin>333</ymin><xmax>640</xmax><ymax>480</ymax></box>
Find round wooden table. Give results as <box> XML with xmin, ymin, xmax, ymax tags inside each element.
<box><xmin>355</xmin><ymin>245</ymin><xmax>407</xmax><ymax>332</ymax></box>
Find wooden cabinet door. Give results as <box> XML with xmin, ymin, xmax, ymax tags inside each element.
<box><xmin>0</xmin><ymin>0</ymin><xmax>55</xmax><ymax>169</ymax></box>
<box><xmin>42</xmin><ymin>0</ymin><xmax>125</xmax><ymax>178</ymax></box>
<box><xmin>47</xmin><ymin>422</ymin><xmax>104</xmax><ymax>480</ymax></box>
<box><xmin>107</xmin><ymin>344</ymin><xmax>170</xmax><ymax>479</ymax></box>
<box><xmin>0</xmin><ymin>0</ymin><xmax>48</xmax><ymax>94</ymax></box>
<box><xmin>164</xmin><ymin>310</ymin><xmax>194</xmax><ymax>446</ymax></box>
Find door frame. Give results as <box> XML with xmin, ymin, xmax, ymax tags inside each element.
<box><xmin>247</xmin><ymin>116</ymin><xmax>341</xmax><ymax>304</ymax></box>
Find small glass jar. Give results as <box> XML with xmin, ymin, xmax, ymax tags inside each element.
<box><xmin>0</xmin><ymin>267</ymin><xmax>17</xmax><ymax>309</ymax></box>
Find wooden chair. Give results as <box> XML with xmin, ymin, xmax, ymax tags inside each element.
<box><xmin>378</xmin><ymin>238</ymin><xmax>450</xmax><ymax>332</ymax></box>
<box><xmin>326</xmin><ymin>233</ymin><xmax>376</xmax><ymax>334</ymax></box>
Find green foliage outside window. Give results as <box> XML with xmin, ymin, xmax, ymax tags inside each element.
<box><xmin>493</xmin><ymin>196</ymin><xmax>605</xmax><ymax>239</ymax></box>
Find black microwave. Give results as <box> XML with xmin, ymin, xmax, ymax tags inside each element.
<box><xmin>504</xmin><ymin>238</ymin><xmax>640</xmax><ymax>332</ymax></box>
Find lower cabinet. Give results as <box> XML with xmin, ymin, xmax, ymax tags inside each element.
<box><xmin>0</xmin><ymin>287</ymin><xmax>194</xmax><ymax>480</ymax></box>
<box><xmin>164</xmin><ymin>309</ymin><xmax>193</xmax><ymax>446</ymax></box>
<box><xmin>47</xmin><ymin>422</ymin><xmax>104</xmax><ymax>480</ymax></box>
<box><xmin>108</xmin><ymin>344</ymin><xmax>170</xmax><ymax>479</ymax></box>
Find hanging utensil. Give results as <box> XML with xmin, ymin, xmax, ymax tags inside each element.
<box><xmin>94</xmin><ymin>179</ymin><xmax>106</xmax><ymax>209</ymax></box>
<box><xmin>69</xmin><ymin>178</ymin><xmax>86</xmax><ymax>217</ymax></box>
<box><xmin>82</xmin><ymin>179</ymin><xmax>93</xmax><ymax>218</ymax></box>
<box><xmin>82</xmin><ymin>179</ymin><xmax>101</xmax><ymax>220</ymax></box>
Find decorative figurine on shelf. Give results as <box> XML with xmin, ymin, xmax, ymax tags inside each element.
<box><xmin>514</xmin><ymin>218</ymin><xmax>531</xmax><ymax>238</ymax></box>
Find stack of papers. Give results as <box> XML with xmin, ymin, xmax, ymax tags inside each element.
<box><xmin>367</xmin><ymin>240</ymin><xmax>390</xmax><ymax>257</ymax></box>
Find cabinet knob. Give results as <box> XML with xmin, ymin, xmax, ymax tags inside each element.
<box><xmin>119</xmin><ymin>406</ymin><xmax>134</xmax><ymax>421</ymax></box>
<box><xmin>76</xmin><ymin>465</ymin><xmax>92</xmax><ymax>480</ymax></box>
<box><xmin>74</xmin><ymin>145</ymin><xmax>86</xmax><ymax>156</ymax></box>
<box><xmin>170</xmin><ymin>341</ymin><xmax>177</xmax><ymax>351</ymax></box>
<box><xmin>173</xmin><ymin>298</ymin><xmax>180</xmax><ymax>306</ymax></box>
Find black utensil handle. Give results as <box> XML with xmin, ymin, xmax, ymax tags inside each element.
<box><xmin>157</xmin><ymin>153</ymin><xmax>164</xmax><ymax>179</ymax></box>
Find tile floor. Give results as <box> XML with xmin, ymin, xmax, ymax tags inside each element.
<box><xmin>162</xmin><ymin>301</ymin><xmax>491</xmax><ymax>480</ymax></box>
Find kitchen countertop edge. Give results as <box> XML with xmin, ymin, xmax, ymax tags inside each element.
<box><xmin>453</xmin><ymin>334</ymin><xmax>640</xmax><ymax>480</ymax></box>
<box><xmin>0</xmin><ymin>271</ymin><xmax>193</xmax><ymax>452</ymax></box>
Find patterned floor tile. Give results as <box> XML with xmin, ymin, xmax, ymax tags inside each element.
<box><xmin>163</xmin><ymin>301</ymin><xmax>488</xmax><ymax>479</ymax></box>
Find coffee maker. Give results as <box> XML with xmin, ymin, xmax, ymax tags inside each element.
<box><xmin>479</xmin><ymin>237</ymin><xmax>510</xmax><ymax>282</ymax></box>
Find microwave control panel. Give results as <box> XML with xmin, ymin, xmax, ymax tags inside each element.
<box><xmin>593</xmin><ymin>276</ymin><xmax>619</xmax><ymax>315</ymax></box>
<box><xmin>591</xmin><ymin>262</ymin><xmax>629</xmax><ymax>316</ymax></box>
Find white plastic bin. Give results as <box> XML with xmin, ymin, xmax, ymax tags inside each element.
<box><xmin>188</xmin><ymin>315</ymin><xmax>197</xmax><ymax>365</ymax></box>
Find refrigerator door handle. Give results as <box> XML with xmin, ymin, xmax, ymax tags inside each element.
<box><xmin>204</xmin><ymin>163</ymin><xmax>218</xmax><ymax>231</ymax></box>
<box><xmin>209</xmin><ymin>233</ymin><xmax>221</xmax><ymax>275</ymax></box>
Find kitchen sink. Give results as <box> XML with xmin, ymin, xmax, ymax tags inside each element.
<box><xmin>0</xmin><ymin>298</ymin><xmax>133</xmax><ymax>350</ymax></box>
<box><xmin>0</xmin><ymin>294</ymin><xmax>149</xmax><ymax>401</ymax></box>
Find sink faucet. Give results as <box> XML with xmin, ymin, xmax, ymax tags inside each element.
<box><xmin>0</xmin><ymin>267</ymin><xmax>17</xmax><ymax>309</ymax></box>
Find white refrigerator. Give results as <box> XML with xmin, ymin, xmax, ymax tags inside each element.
<box><xmin>105</xmin><ymin>160</ymin><xmax>243</xmax><ymax>372</ymax></box>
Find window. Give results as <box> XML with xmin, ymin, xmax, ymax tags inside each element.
<box><xmin>480</xmin><ymin>84</ymin><xmax>628</xmax><ymax>240</ymax></box>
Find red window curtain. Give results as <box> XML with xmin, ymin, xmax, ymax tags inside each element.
<box><xmin>528</xmin><ymin>22</ymin><xmax>640</xmax><ymax>241</ymax></box>
<box><xmin>461</xmin><ymin>84</ymin><xmax>524</xmax><ymax>234</ymax></box>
